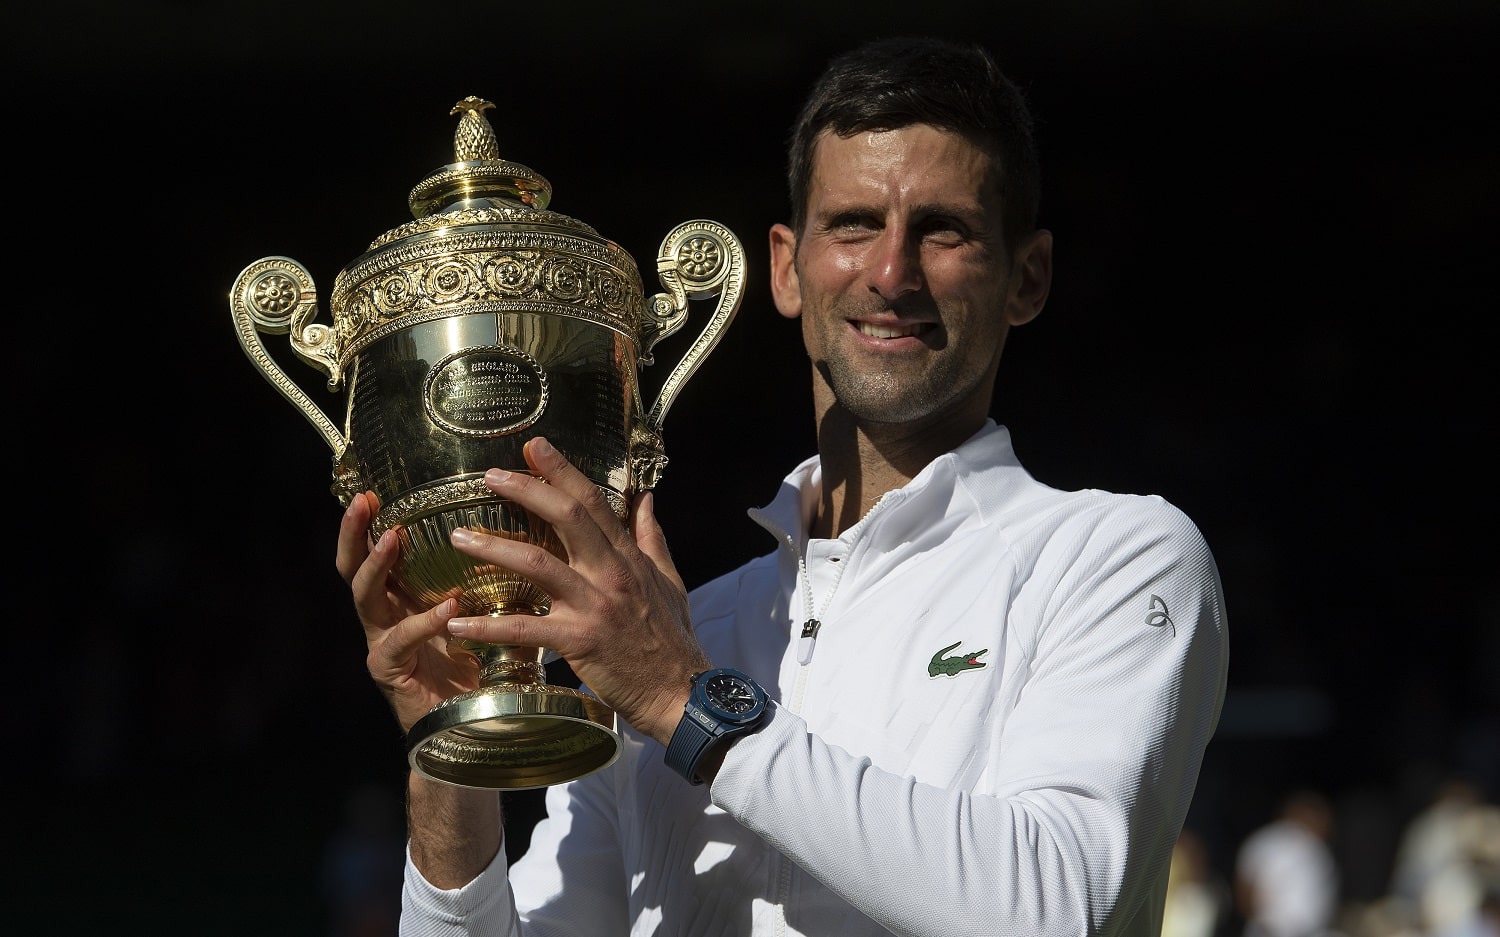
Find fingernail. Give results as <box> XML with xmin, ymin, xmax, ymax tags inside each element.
<box><xmin>531</xmin><ymin>437</ymin><xmax>553</xmax><ymax>456</ymax></box>
<box><xmin>485</xmin><ymin>468</ymin><xmax>511</xmax><ymax>485</ymax></box>
<box><xmin>448</xmin><ymin>618</ymin><xmax>476</xmax><ymax>637</ymax></box>
<box><xmin>374</xmin><ymin>529</ymin><xmax>396</xmax><ymax>554</ymax></box>
<box><xmin>451</xmin><ymin>528</ymin><xmax>477</xmax><ymax>546</ymax></box>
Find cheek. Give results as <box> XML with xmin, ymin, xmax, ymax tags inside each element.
<box><xmin>801</xmin><ymin>301</ymin><xmax>832</xmax><ymax>347</ymax></box>
<box><xmin>830</xmin><ymin>249</ymin><xmax>865</xmax><ymax>276</ymax></box>
<box><xmin>944</xmin><ymin>285</ymin><xmax>1013</xmax><ymax>357</ymax></box>
<box><xmin>800</xmin><ymin>240</ymin><xmax>865</xmax><ymax>282</ymax></box>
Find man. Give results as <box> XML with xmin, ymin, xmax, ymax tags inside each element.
<box><xmin>1234</xmin><ymin>790</ymin><xmax>1339</xmax><ymax>937</ymax></box>
<box><xmin>339</xmin><ymin>35</ymin><xmax>1230</xmax><ymax>936</ymax></box>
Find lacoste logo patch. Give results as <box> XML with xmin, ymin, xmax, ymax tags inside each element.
<box><xmin>928</xmin><ymin>640</ymin><xmax>988</xmax><ymax>678</ymax></box>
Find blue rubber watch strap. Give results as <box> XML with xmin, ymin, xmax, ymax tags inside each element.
<box><xmin>664</xmin><ymin>701</ymin><xmax>717</xmax><ymax>785</ymax></box>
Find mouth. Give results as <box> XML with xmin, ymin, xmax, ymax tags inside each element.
<box><xmin>855</xmin><ymin>321</ymin><xmax>933</xmax><ymax>339</ymax></box>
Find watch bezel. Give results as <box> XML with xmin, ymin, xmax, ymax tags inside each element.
<box><xmin>697</xmin><ymin>669</ymin><xmax>767</xmax><ymax>723</ymax></box>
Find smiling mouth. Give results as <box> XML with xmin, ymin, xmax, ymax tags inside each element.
<box><xmin>856</xmin><ymin>321</ymin><xmax>932</xmax><ymax>339</ymax></box>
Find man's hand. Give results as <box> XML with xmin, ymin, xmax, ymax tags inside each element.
<box><xmin>444</xmin><ymin>436</ymin><xmax>710</xmax><ymax>747</ymax></box>
<box><xmin>336</xmin><ymin>490</ymin><xmax>479</xmax><ymax>734</ymax></box>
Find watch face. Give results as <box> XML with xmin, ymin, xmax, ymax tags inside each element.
<box><xmin>703</xmin><ymin>672</ymin><xmax>760</xmax><ymax>715</ymax></box>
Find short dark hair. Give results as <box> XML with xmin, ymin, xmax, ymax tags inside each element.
<box><xmin>786</xmin><ymin>36</ymin><xmax>1041</xmax><ymax>253</ymax></box>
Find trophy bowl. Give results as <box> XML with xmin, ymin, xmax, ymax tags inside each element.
<box><xmin>229</xmin><ymin>96</ymin><xmax>744</xmax><ymax>789</ymax></box>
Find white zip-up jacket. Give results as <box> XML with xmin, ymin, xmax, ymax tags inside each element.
<box><xmin>401</xmin><ymin>421</ymin><xmax>1230</xmax><ymax>936</ymax></box>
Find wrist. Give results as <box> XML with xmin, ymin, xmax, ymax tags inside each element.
<box><xmin>406</xmin><ymin>770</ymin><xmax>502</xmax><ymax>888</ymax></box>
<box><xmin>644</xmin><ymin>660</ymin><xmax>711</xmax><ymax>747</ymax></box>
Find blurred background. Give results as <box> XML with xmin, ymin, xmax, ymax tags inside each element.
<box><xmin>13</xmin><ymin>2</ymin><xmax>1496</xmax><ymax>934</ymax></box>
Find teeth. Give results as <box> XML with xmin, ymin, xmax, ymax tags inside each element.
<box><xmin>858</xmin><ymin>322</ymin><xmax>922</xmax><ymax>339</ymax></box>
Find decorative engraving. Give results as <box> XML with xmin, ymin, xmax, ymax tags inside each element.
<box><xmin>423</xmin><ymin>257</ymin><xmax>480</xmax><ymax>304</ymax></box>
<box><xmin>593</xmin><ymin>267</ymin><xmax>628</xmax><ymax>313</ymax></box>
<box><xmin>368</xmin><ymin>206</ymin><xmax>594</xmax><ymax>251</ymax></box>
<box><xmin>375</xmin><ymin>270</ymin><xmax>416</xmax><ymax>313</ymax></box>
<box><xmin>630</xmin><ymin>424</ymin><xmax>670</xmax><ymax>492</ymax></box>
<box><xmin>372</xmin><ymin>477</ymin><xmax>491</xmax><ymax>537</ymax></box>
<box><xmin>327</xmin><ymin>227</ymin><xmax>646</xmax><ymax>363</ymax></box>
<box><xmin>487</xmin><ymin>251</ymin><xmax>541</xmax><ymax>295</ymax></box>
<box><xmin>675</xmin><ymin>235</ymin><xmax>723</xmax><ymax>283</ymax></box>
<box><xmin>540</xmin><ymin>256</ymin><xmax>587</xmax><ymax>301</ymax></box>
<box><xmin>419</xmin><ymin>718</ymin><xmax>610</xmax><ymax>764</ymax></box>
<box><xmin>249</xmin><ymin>271</ymin><xmax>299</xmax><ymax>320</ymax></box>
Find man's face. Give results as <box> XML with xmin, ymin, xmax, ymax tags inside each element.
<box><xmin>770</xmin><ymin>125</ymin><xmax>1046</xmax><ymax>429</ymax></box>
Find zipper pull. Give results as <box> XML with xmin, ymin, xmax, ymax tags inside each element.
<box><xmin>797</xmin><ymin>618</ymin><xmax>822</xmax><ymax>664</ymax></box>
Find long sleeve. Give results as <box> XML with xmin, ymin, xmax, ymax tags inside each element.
<box><xmin>400</xmin><ymin>841</ymin><xmax>521</xmax><ymax>937</ymax></box>
<box><xmin>399</xmin><ymin>750</ymin><xmax>636</xmax><ymax>937</ymax></box>
<box><xmin>712</xmin><ymin>495</ymin><xmax>1229</xmax><ymax>937</ymax></box>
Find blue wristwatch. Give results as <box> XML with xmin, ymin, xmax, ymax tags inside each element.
<box><xmin>664</xmin><ymin>668</ymin><xmax>769</xmax><ymax>785</ymax></box>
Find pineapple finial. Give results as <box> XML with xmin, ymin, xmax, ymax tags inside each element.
<box><xmin>451</xmin><ymin>96</ymin><xmax>499</xmax><ymax>163</ymax></box>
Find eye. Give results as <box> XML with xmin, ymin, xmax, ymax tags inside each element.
<box><xmin>915</xmin><ymin>215</ymin><xmax>970</xmax><ymax>245</ymax></box>
<box><xmin>824</xmin><ymin>210</ymin><xmax>881</xmax><ymax>238</ymax></box>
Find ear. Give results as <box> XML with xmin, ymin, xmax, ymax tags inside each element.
<box><xmin>1004</xmin><ymin>228</ymin><xmax>1053</xmax><ymax>326</ymax></box>
<box><xmin>769</xmin><ymin>223</ymin><xmax>802</xmax><ymax>319</ymax></box>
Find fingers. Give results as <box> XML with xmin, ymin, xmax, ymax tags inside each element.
<box><xmin>631</xmin><ymin>492</ymin><xmax>685</xmax><ymax>594</ymax></box>
<box><xmin>335</xmin><ymin>491</ymin><xmax>377</xmax><ymax>584</ymax></box>
<box><xmin>454</xmin><ymin>437</ymin><xmax>629</xmax><ymax>600</ymax></box>
<box><xmin>367</xmin><ymin>597</ymin><xmax>475</xmax><ymax>732</ymax></box>
<box><xmin>353</xmin><ymin>527</ymin><xmax>405</xmax><ymax>636</ymax></box>
<box><xmin>338</xmin><ymin>491</ymin><xmax>476</xmax><ymax>732</ymax></box>
<box><xmin>440</xmin><ymin>439</ymin><xmax>701</xmax><ymax>739</ymax></box>
<box><xmin>444</xmin><ymin>436</ymin><xmax>656</xmax><ymax>643</ymax></box>
<box><xmin>446</xmin><ymin>601</ymin><xmax>546</xmax><ymax>648</ymax></box>
<box><xmin>520</xmin><ymin>437</ymin><xmax>630</xmax><ymax>542</ymax></box>
<box><xmin>369</xmin><ymin>597</ymin><xmax>458</xmax><ymax>679</ymax></box>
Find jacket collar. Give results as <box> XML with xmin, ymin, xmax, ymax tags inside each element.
<box><xmin>750</xmin><ymin>420</ymin><xmax>1030</xmax><ymax>554</ymax></box>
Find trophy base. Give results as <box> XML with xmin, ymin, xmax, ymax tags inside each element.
<box><xmin>406</xmin><ymin>682</ymin><xmax>621</xmax><ymax>790</ymax></box>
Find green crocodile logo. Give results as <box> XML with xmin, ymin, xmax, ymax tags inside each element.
<box><xmin>928</xmin><ymin>641</ymin><xmax>988</xmax><ymax>678</ymax></box>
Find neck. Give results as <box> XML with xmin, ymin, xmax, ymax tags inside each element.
<box><xmin>809</xmin><ymin>399</ymin><xmax>985</xmax><ymax>539</ymax></box>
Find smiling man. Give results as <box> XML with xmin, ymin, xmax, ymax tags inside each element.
<box><xmin>340</xmin><ymin>35</ymin><xmax>1230</xmax><ymax>937</ymax></box>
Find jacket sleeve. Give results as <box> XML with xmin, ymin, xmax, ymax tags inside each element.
<box><xmin>398</xmin><ymin>766</ymin><xmax>630</xmax><ymax>937</ymax></box>
<box><xmin>711</xmin><ymin>500</ymin><xmax>1230</xmax><ymax>937</ymax></box>
<box><xmin>399</xmin><ymin>843</ymin><xmax>521</xmax><ymax>937</ymax></box>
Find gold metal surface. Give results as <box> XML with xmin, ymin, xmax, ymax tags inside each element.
<box><xmin>230</xmin><ymin>96</ymin><xmax>745</xmax><ymax>789</ymax></box>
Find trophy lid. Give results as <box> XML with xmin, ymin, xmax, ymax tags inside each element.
<box><xmin>357</xmin><ymin>94</ymin><xmax>608</xmax><ymax>255</ymax></box>
<box><xmin>407</xmin><ymin>96</ymin><xmax>554</xmax><ymax>217</ymax></box>
<box><xmin>328</xmin><ymin>96</ymin><xmax>644</xmax><ymax>366</ymax></box>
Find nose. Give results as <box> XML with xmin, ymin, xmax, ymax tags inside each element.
<box><xmin>868</xmin><ymin>227</ymin><xmax>922</xmax><ymax>301</ymax></box>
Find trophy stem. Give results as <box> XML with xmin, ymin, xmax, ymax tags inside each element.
<box><xmin>478</xmin><ymin>655</ymin><xmax>547</xmax><ymax>686</ymax></box>
<box><xmin>461</xmin><ymin>605</ymin><xmax>550</xmax><ymax>687</ymax></box>
<box><xmin>406</xmin><ymin>618</ymin><xmax>621</xmax><ymax>790</ymax></box>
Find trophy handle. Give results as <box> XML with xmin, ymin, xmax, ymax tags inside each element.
<box><xmin>641</xmin><ymin>220</ymin><xmax>746</xmax><ymax>430</ymax></box>
<box><xmin>229</xmin><ymin>256</ymin><xmax>351</xmax><ymax>462</ymax></box>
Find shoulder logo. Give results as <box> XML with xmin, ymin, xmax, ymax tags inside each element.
<box><xmin>928</xmin><ymin>640</ymin><xmax>988</xmax><ymax>678</ymax></box>
<box><xmin>1146</xmin><ymin>594</ymin><xmax>1176</xmax><ymax>636</ymax></box>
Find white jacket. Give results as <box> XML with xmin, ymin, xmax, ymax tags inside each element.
<box><xmin>401</xmin><ymin>421</ymin><xmax>1230</xmax><ymax>936</ymax></box>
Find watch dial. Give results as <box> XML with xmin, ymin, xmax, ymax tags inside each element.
<box><xmin>705</xmin><ymin>673</ymin><xmax>758</xmax><ymax>714</ymax></box>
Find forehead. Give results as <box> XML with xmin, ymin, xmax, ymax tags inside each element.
<box><xmin>808</xmin><ymin>125</ymin><xmax>1001</xmax><ymax>206</ymax></box>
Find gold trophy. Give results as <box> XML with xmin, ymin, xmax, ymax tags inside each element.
<box><xmin>229</xmin><ymin>96</ymin><xmax>744</xmax><ymax>790</ymax></box>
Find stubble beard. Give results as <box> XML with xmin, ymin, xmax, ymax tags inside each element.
<box><xmin>819</xmin><ymin>347</ymin><xmax>976</xmax><ymax>426</ymax></box>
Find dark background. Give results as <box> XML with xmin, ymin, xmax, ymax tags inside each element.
<box><xmin>14</xmin><ymin>2</ymin><xmax>1496</xmax><ymax>934</ymax></box>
